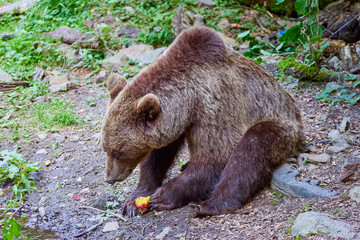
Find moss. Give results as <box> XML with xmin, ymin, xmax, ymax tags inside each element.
<box><xmin>267</xmin><ymin>0</ymin><xmax>290</xmax><ymax>16</ymax></box>
<box><xmin>277</xmin><ymin>57</ymin><xmax>334</xmax><ymax>82</ymax></box>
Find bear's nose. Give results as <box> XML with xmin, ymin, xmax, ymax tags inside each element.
<box><xmin>106</xmin><ymin>179</ymin><xmax>116</xmax><ymax>185</ymax></box>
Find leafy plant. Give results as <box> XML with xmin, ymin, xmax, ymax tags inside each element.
<box><xmin>237</xmin><ymin>30</ymin><xmax>270</xmax><ymax>64</ymax></box>
<box><xmin>315</xmin><ymin>75</ymin><xmax>360</xmax><ymax>105</ymax></box>
<box><xmin>0</xmin><ymin>150</ymin><xmax>41</xmax><ymax>239</ymax></box>
<box><xmin>278</xmin><ymin>0</ymin><xmax>325</xmax><ymax>69</ymax></box>
<box><xmin>0</xmin><ymin>150</ymin><xmax>41</xmax><ymax>199</ymax></box>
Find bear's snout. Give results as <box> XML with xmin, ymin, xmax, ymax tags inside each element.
<box><xmin>106</xmin><ymin>178</ymin><xmax>116</xmax><ymax>185</ymax></box>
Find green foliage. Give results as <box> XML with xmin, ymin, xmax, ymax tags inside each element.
<box><xmin>0</xmin><ymin>150</ymin><xmax>41</xmax><ymax>239</ymax></box>
<box><xmin>0</xmin><ymin>150</ymin><xmax>41</xmax><ymax>199</ymax></box>
<box><xmin>2</xmin><ymin>218</ymin><xmax>21</xmax><ymax>240</ymax></box>
<box><xmin>237</xmin><ymin>30</ymin><xmax>271</xmax><ymax>64</ymax></box>
<box><xmin>315</xmin><ymin>75</ymin><xmax>360</xmax><ymax>105</ymax></box>
<box><xmin>278</xmin><ymin>0</ymin><xmax>324</xmax><ymax>68</ymax></box>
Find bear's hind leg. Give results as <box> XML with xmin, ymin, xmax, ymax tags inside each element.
<box><xmin>122</xmin><ymin>135</ymin><xmax>185</xmax><ymax>217</ymax></box>
<box><xmin>192</xmin><ymin>120</ymin><xmax>301</xmax><ymax>215</ymax></box>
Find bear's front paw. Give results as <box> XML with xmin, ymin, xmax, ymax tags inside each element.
<box><xmin>122</xmin><ymin>196</ymin><xmax>141</xmax><ymax>217</ymax></box>
<box><xmin>150</xmin><ymin>187</ymin><xmax>178</xmax><ymax>211</ymax></box>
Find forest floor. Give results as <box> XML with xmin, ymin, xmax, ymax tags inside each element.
<box><xmin>1</xmin><ymin>0</ymin><xmax>360</xmax><ymax>239</ymax></box>
<box><xmin>1</xmin><ymin>67</ymin><xmax>360</xmax><ymax>240</ymax></box>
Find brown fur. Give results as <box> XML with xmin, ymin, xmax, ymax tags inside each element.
<box><xmin>101</xmin><ymin>27</ymin><xmax>304</xmax><ymax>216</ymax></box>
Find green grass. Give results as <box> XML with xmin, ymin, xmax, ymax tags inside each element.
<box><xmin>0</xmin><ymin>82</ymin><xmax>82</xmax><ymax>141</ymax></box>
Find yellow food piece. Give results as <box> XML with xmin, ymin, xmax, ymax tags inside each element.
<box><xmin>135</xmin><ymin>196</ymin><xmax>151</xmax><ymax>214</ymax></box>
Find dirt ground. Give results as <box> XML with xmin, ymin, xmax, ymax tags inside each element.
<box><xmin>1</xmin><ymin>71</ymin><xmax>360</xmax><ymax>240</ymax></box>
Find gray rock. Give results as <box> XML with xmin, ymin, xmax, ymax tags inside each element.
<box><xmin>38</xmin><ymin>207</ymin><xmax>46</xmax><ymax>218</ymax></box>
<box><xmin>292</xmin><ymin>212</ymin><xmax>358</xmax><ymax>239</ymax></box>
<box><xmin>101</xmin><ymin>52</ymin><xmax>128</xmax><ymax>71</ymax></box>
<box><xmin>0</xmin><ymin>0</ymin><xmax>36</xmax><ymax>15</ymax></box>
<box><xmin>339</xmin><ymin>117</ymin><xmax>350</xmax><ymax>133</ymax></box>
<box><xmin>43</xmin><ymin>26</ymin><xmax>100</xmax><ymax>49</ymax></box>
<box><xmin>102</xmin><ymin>221</ymin><xmax>119</xmax><ymax>232</ymax></box>
<box><xmin>155</xmin><ymin>227</ymin><xmax>171</xmax><ymax>240</ymax></box>
<box><xmin>93</xmin><ymin>70</ymin><xmax>109</xmax><ymax>84</ymax></box>
<box><xmin>328</xmin><ymin>56</ymin><xmax>344</xmax><ymax>70</ymax></box>
<box><xmin>325</xmin><ymin>82</ymin><xmax>343</xmax><ymax>91</ymax></box>
<box><xmin>102</xmin><ymin>44</ymin><xmax>154</xmax><ymax>71</ymax></box>
<box><xmin>33</xmin><ymin>68</ymin><xmax>45</xmax><ymax>81</ymax></box>
<box><xmin>0</xmin><ymin>69</ymin><xmax>12</xmax><ymax>82</ymax></box>
<box><xmin>139</xmin><ymin>47</ymin><xmax>167</xmax><ymax>66</ymax></box>
<box><xmin>217</xmin><ymin>19</ymin><xmax>230</xmax><ymax>30</ymax></box>
<box><xmin>341</xmin><ymin>45</ymin><xmax>353</xmax><ymax>67</ymax></box>
<box><xmin>299</xmin><ymin>153</ymin><xmax>331</xmax><ymax>164</ymax></box>
<box><xmin>57</xmin><ymin>44</ymin><xmax>80</xmax><ymax>63</ymax></box>
<box><xmin>349</xmin><ymin>64</ymin><xmax>360</xmax><ymax>74</ymax></box>
<box><xmin>38</xmin><ymin>196</ymin><xmax>47</xmax><ymax>206</ymax></box>
<box><xmin>271</xmin><ymin>164</ymin><xmax>337</xmax><ymax>198</ymax></box>
<box><xmin>91</xmin><ymin>192</ymin><xmax>117</xmax><ymax>210</ymax></box>
<box><xmin>53</xmin><ymin>134</ymin><xmax>65</xmax><ymax>143</ymax></box>
<box><xmin>118</xmin><ymin>28</ymin><xmax>141</xmax><ymax>38</ymax></box>
<box><xmin>198</xmin><ymin>0</ymin><xmax>215</xmax><ymax>7</ymax></box>
<box><xmin>48</xmin><ymin>75</ymin><xmax>76</xmax><ymax>92</ymax></box>
<box><xmin>327</xmin><ymin>129</ymin><xmax>355</xmax><ymax>153</ymax></box>
<box><xmin>36</xmin><ymin>149</ymin><xmax>48</xmax><ymax>155</ymax></box>
<box><xmin>349</xmin><ymin>186</ymin><xmax>360</xmax><ymax>203</ymax></box>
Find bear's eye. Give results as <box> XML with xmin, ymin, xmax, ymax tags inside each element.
<box><xmin>112</xmin><ymin>153</ymin><xmax>121</xmax><ymax>159</ymax></box>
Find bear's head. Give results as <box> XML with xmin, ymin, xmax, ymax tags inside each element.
<box><xmin>101</xmin><ymin>74</ymin><xmax>163</xmax><ymax>184</ymax></box>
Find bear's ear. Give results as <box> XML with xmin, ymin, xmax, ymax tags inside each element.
<box><xmin>107</xmin><ymin>73</ymin><xmax>127</xmax><ymax>102</ymax></box>
<box><xmin>135</xmin><ymin>93</ymin><xmax>161</xmax><ymax>132</ymax></box>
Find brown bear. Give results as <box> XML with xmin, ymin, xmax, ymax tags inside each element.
<box><xmin>101</xmin><ymin>27</ymin><xmax>304</xmax><ymax>216</ymax></box>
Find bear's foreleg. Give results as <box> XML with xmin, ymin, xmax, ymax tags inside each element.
<box><xmin>122</xmin><ymin>135</ymin><xmax>185</xmax><ymax>217</ymax></box>
<box><xmin>192</xmin><ymin>120</ymin><xmax>300</xmax><ymax>215</ymax></box>
<box><xmin>150</xmin><ymin>155</ymin><xmax>226</xmax><ymax>211</ymax></box>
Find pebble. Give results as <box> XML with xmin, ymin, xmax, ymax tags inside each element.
<box><xmin>349</xmin><ymin>186</ymin><xmax>360</xmax><ymax>203</ymax></box>
<box><xmin>155</xmin><ymin>227</ymin><xmax>171</xmax><ymax>240</ymax></box>
<box><xmin>38</xmin><ymin>207</ymin><xmax>46</xmax><ymax>218</ymax></box>
<box><xmin>53</xmin><ymin>134</ymin><xmax>65</xmax><ymax>143</ymax></box>
<box><xmin>0</xmin><ymin>188</ymin><xmax>5</xmax><ymax>198</ymax></box>
<box><xmin>300</xmin><ymin>153</ymin><xmax>331</xmax><ymax>164</ymax></box>
<box><xmin>339</xmin><ymin>117</ymin><xmax>350</xmax><ymax>133</ymax></box>
<box><xmin>292</xmin><ymin>212</ymin><xmax>358</xmax><ymax>239</ymax></box>
<box><xmin>36</xmin><ymin>149</ymin><xmax>48</xmax><ymax>155</ymax></box>
<box><xmin>102</xmin><ymin>221</ymin><xmax>120</xmax><ymax>232</ymax></box>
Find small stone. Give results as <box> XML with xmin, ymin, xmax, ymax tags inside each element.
<box><xmin>77</xmin><ymin>177</ymin><xmax>82</xmax><ymax>182</ymax></box>
<box><xmin>325</xmin><ymin>82</ymin><xmax>343</xmax><ymax>91</ymax></box>
<box><xmin>349</xmin><ymin>186</ymin><xmax>360</xmax><ymax>203</ymax></box>
<box><xmin>306</xmin><ymin>144</ymin><xmax>320</xmax><ymax>153</ymax></box>
<box><xmin>38</xmin><ymin>133</ymin><xmax>47</xmax><ymax>139</ymax></box>
<box><xmin>217</xmin><ymin>19</ymin><xmax>229</xmax><ymax>30</ymax></box>
<box><xmin>198</xmin><ymin>0</ymin><xmax>215</xmax><ymax>8</ymax></box>
<box><xmin>300</xmin><ymin>153</ymin><xmax>331</xmax><ymax>164</ymax></box>
<box><xmin>49</xmin><ymin>75</ymin><xmax>68</xmax><ymax>85</ymax></box>
<box><xmin>118</xmin><ymin>27</ymin><xmax>141</xmax><ymax>38</ymax></box>
<box><xmin>0</xmin><ymin>0</ymin><xmax>36</xmax><ymax>15</ymax></box>
<box><xmin>327</xmin><ymin>56</ymin><xmax>344</xmax><ymax>70</ymax></box>
<box><xmin>53</xmin><ymin>134</ymin><xmax>65</xmax><ymax>143</ymax></box>
<box><xmin>155</xmin><ymin>227</ymin><xmax>171</xmax><ymax>240</ymax></box>
<box><xmin>0</xmin><ymin>69</ymin><xmax>13</xmax><ymax>82</ymax></box>
<box><xmin>36</xmin><ymin>149</ymin><xmax>48</xmax><ymax>155</ymax></box>
<box><xmin>33</xmin><ymin>68</ymin><xmax>45</xmax><ymax>81</ymax></box>
<box><xmin>339</xmin><ymin>117</ymin><xmax>350</xmax><ymax>133</ymax></box>
<box><xmin>138</xmin><ymin>47</ymin><xmax>167</xmax><ymax>66</ymax></box>
<box><xmin>39</xmin><ymin>196</ymin><xmax>47</xmax><ymax>206</ymax></box>
<box><xmin>72</xmin><ymin>135</ymin><xmax>80</xmax><ymax>141</ymax></box>
<box><xmin>45</xmin><ymin>160</ymin><xmax>51</xmax><ymax>166</ymax></box>
<box><xmin>0</xmin><ymin>188</ymin><xmax>5</xmax><ymax>198</ymax></box>
<box><xmin>217</xmin><ymin>32</ymin><xmax>236</xmax><ymax>47</ymax></box>
<box><xmin>292</xmin><ymin>212</ymin><xmax>357</xmax><ymax>239</ymax></box>
<box><xmin>38</xmin><ymin>207</ymin><xmax>46</xmax><ymax>218</ymax></box>
<box><xmin>102</xmin><ymin>221</ymin><xmax>120</xmax><ymax>232</ymax></box>
<box><xmin>94</xmin><ymin>70</ymin><xmax>109</xmax><ymax>84</ymax></box>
